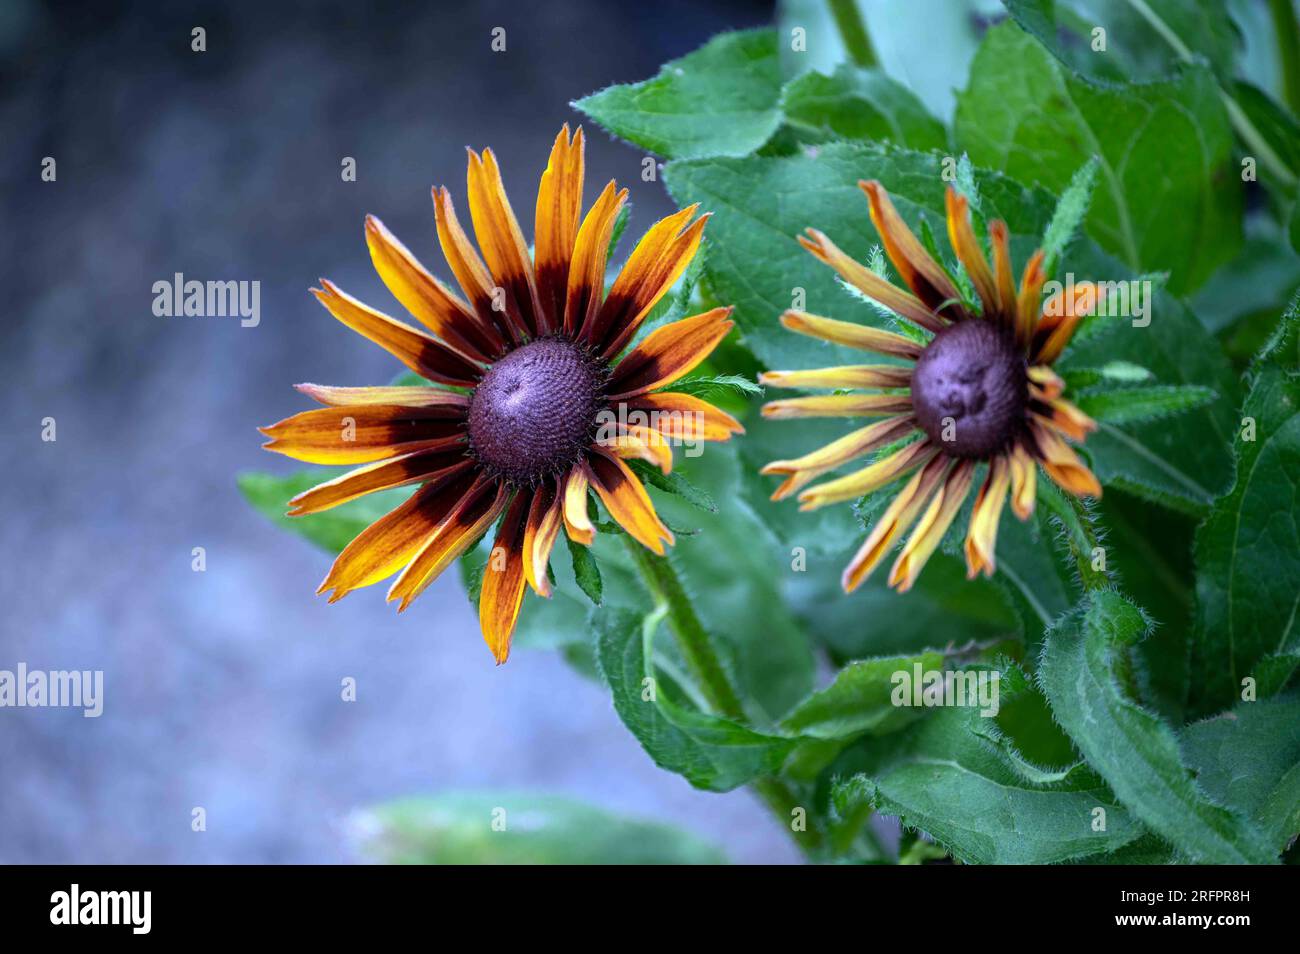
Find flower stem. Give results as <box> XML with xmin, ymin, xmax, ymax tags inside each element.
<box><xmin>1269</xmin><ymin>0</ymin><xmax>1300</xmax><ymax>116</ymax></box>
<box><xmin>623</xmin><ymin>540</ymin><xmax>745</xmax><ymax>719</ymax></box>
<box><xmin>623</xmin><ymin>538</ymin><xmax>826</xmax><ymax>856</ymax></box>
<box><xmin>826</xmin><ymin>0</ymin><xmax>879</xmax><ymax>68</ymax></box>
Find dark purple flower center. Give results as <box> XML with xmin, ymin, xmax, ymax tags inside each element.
<box><xmin>911</xmin><ymin>319</ymin><xmax>1026</xmax><ymax>459</ymax></box>
<box><xmin>467</xmin><ymin>337</ymin><xmax>604</xmax><ymax>484</ymax></box>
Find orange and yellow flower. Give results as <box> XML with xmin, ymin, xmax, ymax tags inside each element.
<box><xmin>762</xmin><ymin>181</ymin><xmax>1102</xmax><ymax>593</ymax></box>
<box><xmin>260</xmin><ymin>126</ymin><xmax>741</xmax><ymax>662</ymax></box>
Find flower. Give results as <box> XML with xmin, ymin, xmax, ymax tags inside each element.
<box><xmin>761</xmin><ymin>180</ymin><xmax>1103</xmax><ymax>593</ymax></box>
<box><xmin>260</xmin><ymin>126</ymin><xmax>741</xmax><ymax>662</ymax></box>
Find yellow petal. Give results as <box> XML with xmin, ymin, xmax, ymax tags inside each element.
<box><xmin>888</xmin><ymin>460</ymin><xmax>975</xmax><ymax>592</ymax></box>
<box><xmin>796</xmin><ymin>437</ymin><xmax>937</xmax><ymax>510</ymax></box>
<box><xmin>779</xmin><ymin>310</ymin><xmax>923</xmax><ymax>360</ymax></box>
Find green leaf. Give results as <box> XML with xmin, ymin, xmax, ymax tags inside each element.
<box><xmin>955</xmin><ymin>21</ymin><xmax>1241</xmax><ymax>294</ymax></box>
<box><xmin>1192</xmin><ymin>303</ymin><xmax>1300</xmax><ymax>711</ymax></box>
<box><xmin>1075</xmin><ymin>384</ymin><xmax>1217</xmax><ymax>425</ymax></box>
<box><xmin>1004</xmin><ymin>0</ymin><xmax>1242</xmax><ymax>84</ymax></box>
<box><xmin>566</xmin><ymin>533</ymin><xmax>603</xmax><ymax>606</ymax></box>
<box><xmin>776</xmin><ymin>64</ymin><xmax>947</xmax><ymax>151</ymax></box>
<box><xmin>238</xmin><ymin>470</ymin><xmax>413</xmax><ymax>555</ymax></box>
<box><xmin>573</xmin><ymin>29</ymin><xmax>783</xmax><ymax>160</ymax></box>
<box><xmin>1181</xmin><ymin>691</ymin><xmax>1300</xmax><ymax>852</ymax></box>
<box><xmin>834</xmin><ymin>665</ymin><xmax>1145</xmax><ymax>864</ymax></box>
<box><xmin>593</xmin><ymin>605</ymin><xmax>799</xmax><ymax>792</ymax></box>
<box><xmin>1041</xmin><ymin>156</ymin><xmax>1099</xmax><ymax>275</ymax></box>
<box><xmin>1060</xmin><ymin>287</ymin><xmax>1239</xmax><ymax>514</ymax></box>
<box><xmin>1038</xmin><ymin>590</ymin><xmax>1276</xmax><ymax>863</ymax></box>
<box><xmin>352</xmin><ymin>792</ymin><xmax>725</xmax><ymax>864</ymax></box>
<box><xmin>625</xmin><ymin>459</ymin><xmax>717</xmax><ymax>513</ymax></box>
<box><xmin>1063</xmin><ymin>360</ymin><xmax>1154</xmax><ymax>389</ymax></box>
<box><xmin>669</xmin><ymin>373</ymin><xmax>763</xmax><ymax>400</ymax></box>
<box><xmin>779</xmin><ymin>652</ymin><xmax>945</xmax><ymax>740</ymax></box>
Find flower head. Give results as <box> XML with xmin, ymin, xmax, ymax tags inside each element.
<box><xmin>260</xmin><ymin>126</ymin><xmax>741</xmax><ymax>662</ymax></box>
<box><xmin>762</xmin><ymin>180</ymin><xmax>1102</xmax><ymax>593</ymax></box>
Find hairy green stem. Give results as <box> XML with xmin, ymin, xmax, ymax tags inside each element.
<box><xmin>624</xmin><ymin>540</ymin><xmax>745</xmax><ymax>718</ymax></box>
<box><xmin>827</xmin><ymin>0</ymin><xmax>879</xmax><ymax>68</ymax></box>
<box><xmin>623</xmin><ymin>538</ymin><xmax>826</xmax><ymax>856</ymax></box>
<box><xmin>1269</xmin><ymin>0</ymin><xmax>1300</xmax><ymax>116</ymax></box>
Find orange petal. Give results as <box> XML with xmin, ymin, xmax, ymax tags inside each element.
<box><xmin>761</xmin><ymin>415</ymin><xmax>916</xmax><ymax>501</ymax></box>
<box><xmin>988</xmin><ymin>220</ymin><xmax>1018</xmax><ymax>330</ymax></box>
<box><xmin>798</xmin><ymin>228</ymin><xmax>945</xmax><ymax>333</ymax></box>
<box><xmin>1025</xmin><ymin>365</ymin><xmax>1065</xmax><ymax>401</ymax></box>
<box><xmin>522</xmin><ymin>480</ymin><xmax>564</xmax><ymax>597</ymax></box>
<box><xmin>318</xmin><ymin>468</ymin><xmax>478</xmax><ymax>601</ymax></box>
<box><xmin>387</xmin><ymin>478</ymin><xmax>510</xmax><ymax>611</ymax></box>
<box><xmin>1008</xmin><ymin>442</ymin><xmax>1038</xmax><ymax>520</ymax></box>
<box><xmin>535</xmin><ymin>125</ymin><xmax>585</xmax><ymax>335</ymax></box>
<box><xmin>761</xmin><ymin>393</ymin><xmax>913</xmax><ymax>419</ymax></box>
<box><xmin>1030</xmin><ymin>421</ymin><xmax>1103</xmax><ymax>498</ymax></box>
<box><xmin>562</xmin><ymin>463</ymin><xmax>595</xmax><ymax>545</ymax></box>
<box><xmin>596</xmin><ymin>423</ymin><xmax>674</xmax><ymax>474</ymax></box>
<box><xmin>1015</xmin><ymin>249</ymin><xmax>1047</xmax><ymax>348</ymax></box>
<box><xmin>591</xmin><ymin>206</ymin><xmax>709</xmax><ymax>358</ymax></box>
<box><xmin>294</xmin><ymin>383</ymin><xmax>470</xmax><ymax>409</ymax></box>
<box><xmin>860</xmin><ymin>179</ymin><xmax>961</xmax><ymax>316</ymax></box>
<box><xmin>259</xmin><ymin>405</ymin><xmax>465</xmax><ymax>464</ymax></box>
<box><xmin>621</xmin><ymin>392</ymin><xmax>744</xmax><ymax>442</ymax></box>
<box><xmin>964</xmin><ymin>455</ymin><xmax>1011</xmax><ymax>578</ymax></box>
<box><xmin>467</xmin><ymin>147</ymin><xmax>544</xmax><ymax>337</ymax></box>
<box><xmin>433</xmin><ymin>185</ymin><xmax>522</xmax><ymax>346</ymax></box>
<box><xmin>796</xmin><ymin>436</ymin><xmax>936</xmax><ymax>510</ymax></box>
<box><xmin>759</xmin><ymin>364</ymin><xmax>912</xmax><ymax>390</ymax></box>
<box><xmin>1035</xmin><ymin>281</ymin><xmax>1105</xmax><ymax>365</ymax></box>
<box><xmin>479</xmin><ymin>490</ymin><xmax>531</xmax><ymax>664</ymax></box>
<box><xmin>779</xmin><ymin>310</ymin><xmax>923</xmax><ymax>360</ymax></box>
<box><xmin>1032</xmin><ymin>397</ymin><xmax>1097</xmax><ymax>443</ymax></box>
<box><xmin>606</xmin><ymin>307</ymin><xmax>735</xmax><ymax>399</ymax></box>
<box><xmin>842</xmin><ymin>454</ymin><xmax>950</xmax><ymax>592</ymax></box>
<box><xmin>311</xmin><ymin>281</ymin><xmax>482</xmax><ymax>387</ymax></box>
<box><xmin>565</xmin><ymin>180</ymin><xmax>628</xmax><ymax>336</ymax></box>
<box><xmin>586</xmin><ymin>450</ymin><xmax>674</xmax><ymax>554</ymax></box>
<box><xmin>288</xmin><ymin>454</ymin><xmax>471</xmax><ymax>516</ymax></box>
<box><xmin>364</xmin><ymin>214</ymin><xmax>500</xmax><ymax>360</ymax></box>
<box><xmin>945</xmin><ymin>187</ymin><xmax>998</xmax><ymax>316</ymax></box>
<box><xmin>888</xmin><ymin>460</ymin><xmax>976</xmax><ymax>592</ymax></box>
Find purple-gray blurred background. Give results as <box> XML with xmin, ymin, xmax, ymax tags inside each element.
<box><xmin>0</xmin><ymin>0</ymin><xmax>800</xmax><ymax>863</ymax></box>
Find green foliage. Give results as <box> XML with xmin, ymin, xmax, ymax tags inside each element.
<box><xmin>1192</xmin><ymin>302</ymin><xmax>1300</xmax><ymax>711</ymax></box>
<box><xmin>1074</xmin><ymin>384</ymin><xmax>1217</xmax><ymax>425</ymax></box>
<box><xmin>956</xmin><ymin>22</ymin><xmax>1241</xmax><ymax>293</ymax></box>
<box><xmin>353</xmin><ymin>792</ymin><xmax>726</xmax><ymax>864</ymax></box>
<box><xmin>594</xmin><ymin>606</ymin><xmax>802</xmax><ymax>792</ymax></box>
<box><xmin>776</xmin><ymin>64</ymin><xmax>947</xmax><ymax>151</ymax></box>
<box><xmin>835</xmin><ymin>666</ymin><xmax>1145</xmax><ymax>865</ymax></box>
<box><xmin>574</xmin><ymin>30</ymin><xmax>785</xmax><ymax>159</ymax></box>
<box><xmin>1039</xmin><ymin>590</ymin><xmax>1277</xmax><ymax>863</ymax></box>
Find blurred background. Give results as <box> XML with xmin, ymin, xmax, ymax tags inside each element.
<box><xmin>0</xmin><ymin>0</ymin><xmax>806</xmax><ymax>863</ymax></box>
